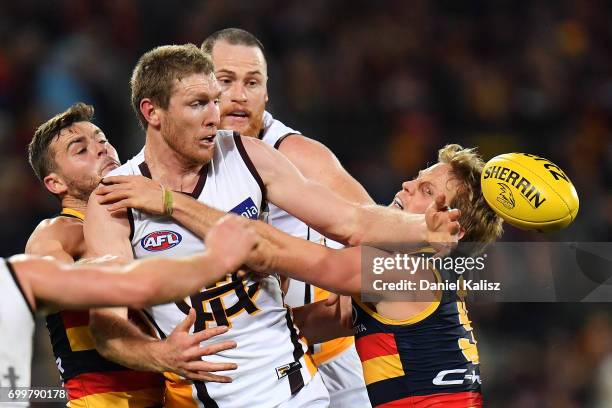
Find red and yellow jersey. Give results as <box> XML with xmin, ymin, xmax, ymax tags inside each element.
<box><xmin>352</xmin><ymin>249</ymin><xmax>482</xmax><ymax>408</ymax></box>
<box><xmin>45</xmin><ymin>208</ymin><xmax>164</xmax><ymax>407</ymax></box>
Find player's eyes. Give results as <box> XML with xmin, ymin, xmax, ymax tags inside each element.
<box><xmin>218</xmin><ymin>78</ymin><xmax>232</xmax><ymax>85</ymax></box>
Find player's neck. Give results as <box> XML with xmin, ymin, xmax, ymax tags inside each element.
<box><xmin>61</xmin><ymin>196</ymin><xmax>88</xmax><ymax>214</ymax></box>
<box><xmin>144</xmin><ymin>133</ymin><xmax>204</xmax><ymax>192</ymax></box>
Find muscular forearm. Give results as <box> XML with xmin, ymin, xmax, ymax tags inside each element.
<box><xmin>349</xmin><ymin>205</ymin><xmax>427</xmax><ymax>248</ymax></box>
<box><xmin>89</xmin><ymin>310</ymin><xmax>167</xmax><ymax>372</ymax></box>
<box><xmin>171</xmin><ymin>193</ymin><xmax>224</xmax><ymax>239</ymax></box>
<box><xmin>253</xmin><ymin>235</ymin><xmax>361</xmax><ymax>296</ymax></box>
<box><xmin>172</xmin><ymin>193</ymin><xmax>283</xmax><ymax>246</ymax></box>
<box><xmin>122</xmin><ymin>253</ymin><xmax>231</xmax><ymax>307</ymax></box>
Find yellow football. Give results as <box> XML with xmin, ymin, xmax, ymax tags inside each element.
<box><xmin>481</xmin><ymin>153</ymin><xmax>579</xmax><ymax>232</ymax></box>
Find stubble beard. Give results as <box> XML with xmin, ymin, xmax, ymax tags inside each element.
<box><xmin>66</xmin><ymin>174</ymin><xmax>100</xmax><ymax>202</ymax></box>
<box><xmin>160</xmin><ymin>116</ymin><xmax>213</xmax><ymax>166</ymax></box>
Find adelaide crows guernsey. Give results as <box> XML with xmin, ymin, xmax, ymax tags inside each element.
<box><xmin>352</xmin><ymin>248</ymin><xmax>482</xmax><ymax>407</ymax></box>
<box><xmin>0</xmin><ymin>258</ymin><xmax>34</xmax><ymax>405</ymax></box>
<box><xmin>45</xmin><ymin>209</ymin><xmax>164</xmax><ymax>407</ymax></box>
<box><xmin>112</xmin><ymin>130</ymin><xmax>316</xmax><ymax>408</ymax></box>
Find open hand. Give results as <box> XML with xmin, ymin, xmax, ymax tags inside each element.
<box><xmin>158</xmin><ymin>309</ymin><xmax>237</xmax><ymax>382</ymax></box>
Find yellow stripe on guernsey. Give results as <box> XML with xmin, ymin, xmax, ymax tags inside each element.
<box><xmin>65</xmin><ymin>326</ymin><xmax>96</xmax><ymax>352</ymax></box>
<box><xmin>311</xmin><ymin>286</ymin><xmax>354</xmax><ymax>365</ymax></box>
<box><xmin>68</xmin><ymin>389</ymin><xmax>164</xmax><ymax>408</ymax></box>
<box><xmin>163</xmin><ymin>372</ymin><xmax>199</xmax><ymax>408</ymax></box>
<box><xmin>298</xmin><ymin>337</ymin><xmax>319</xmax><ymax>376</ymax></box>
<box><xmin>361</xmin><ymin>354</ymin><xmax>404</xmax><ymax>386</ymax></box>
<box><xmin>61</xmin><ymin>208</ymin><xmax>85</xmax><ymax>220</ymax></box>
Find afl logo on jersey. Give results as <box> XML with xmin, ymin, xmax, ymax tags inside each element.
<box><xmin>141</xmin><ymin>230</ymin><xmax>182</xmax><ymax>252</ymax></box>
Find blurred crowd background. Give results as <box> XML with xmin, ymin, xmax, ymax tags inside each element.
<box><xmin>0</xmin><ymin>1</ymin><xmax>610</xmax><ymax>406</ymax></box>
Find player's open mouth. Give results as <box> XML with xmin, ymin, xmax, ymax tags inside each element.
<box><xmin>393</xmin><ymin>197</ymin><xmax>404</xmax><ymax>210</ymax></box>
<box><xmin>226</xmin><ymin>110</ymin><xmax>250</xmax><ymax>119</ymax></box>
<box><xmin>201</xmin><ymin>135</ymin><xmax>215</xmax><ymax>142</ymax></box>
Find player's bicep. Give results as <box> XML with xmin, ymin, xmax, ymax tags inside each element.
<box><xmin>278</xmin><ymin>135</ymin><xmax>374</xmax><ymax>205</ymax></box>
<box><xmin>243</xmin><ymin>137</ymin><xmax>356</xmax><ymax>242</ymax></box>
<box><xmin>84</xmin><ymin>190</ymin><xmax>133</xmax><ymax>260</ymax></box>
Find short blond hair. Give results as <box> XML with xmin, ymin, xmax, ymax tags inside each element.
<box><xmin>438</xmin><ymin>144</ymin><xmax>503</xmax><ymax>255</ymax></box>
<box><xmin>130</xmin><ymin>44</ymin><xmax>214</xmax><ymax>129</ymax></box>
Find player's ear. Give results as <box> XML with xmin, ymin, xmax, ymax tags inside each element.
<box><xmin>43</xmin><ymin>172</ymin><xmax>68</xmax><ymax>196</ymax></box>
<box><xmin>458</xmin><ymin>227</ymin><xmax>465</xmax><ymax>241</ymax></box>
<box><xmin>140</xmin><ymin>98</ymin><xmax>161</xmax><ymax>128</ymax></box>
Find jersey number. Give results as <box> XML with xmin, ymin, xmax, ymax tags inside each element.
<box><xmin>176</xmin><ymin>277</ymin><xmax>261</xmax><ymax>330</ymax></box>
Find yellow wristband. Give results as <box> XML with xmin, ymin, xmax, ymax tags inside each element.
<box><xmin>162</xmin><ymin>185</ymin><xmax>173</xmax><ymax>216</ymax></box>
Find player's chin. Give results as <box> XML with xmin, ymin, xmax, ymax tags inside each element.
<box><xmin>220</xmin><ymin>117</ymin><xmax>250</xmax><ymax>135</ymax></box>
<box><xmin>190</xmin><ymin>147</ymin><xmax>215</xmax><ymax>164</ymax></box>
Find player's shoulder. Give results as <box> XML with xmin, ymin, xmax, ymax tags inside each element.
<box><xmin>276</xmin><ymin>133</ymin><xmax>335</xmax><ymax>165</ymax></box>
<box><xmin>26</xmin><ymin>216</ymin><xmax>83</xmax><ymax>259</ymax></box>
<box><xmin>29</xmin><ymin>216</ymin><xmax>83</xmax><ymax>242</ymax></box>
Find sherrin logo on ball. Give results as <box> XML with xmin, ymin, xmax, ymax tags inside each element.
<box><xmin>481</xmin><ymin>153</ymin><xmax>579</xmax><ymax>232</ymax></box>
<box><xmin>141</xmin><ymin>230</ymin><xmax>182</xmax><ymax>252</ymax></box>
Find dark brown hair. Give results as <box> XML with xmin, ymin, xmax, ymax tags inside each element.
<box><xmin>28</xmin><ymin>102</ymin><xmax>94</xmax><ymax>182</ymax></box>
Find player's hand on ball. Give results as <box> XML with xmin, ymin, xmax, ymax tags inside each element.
<box><xmin>425</xmin><ymin>194</ymin><xmax>461</xmax><ymax>256</ymax></box>
<box><xmin>158</xmin><ymin>308</ymin><xmax>237</xmax><ymax>383</ymax></box>
<box><xmin>206</xmin><ymin>215</ymin><xmax>259</xmax><ymax>273</ymax></box>
<box><xmin>96</xmin><ymin>175</ymin><xmax>165</xmax><ymax>215</ymax></box>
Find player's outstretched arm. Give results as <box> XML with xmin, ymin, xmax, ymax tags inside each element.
<box><xmin>242</xmin><ymin>136</ymin><xmax>460</xmax><ymax>248</ymax></box>
<box><xmin>12</xmin><ymin>215</ymin><xmax>257</xmax><ymax>311</ymax></box>
<box><xmin>244</xmin><ymin>230</ymin><xmax>363</xmax><ymax>296</ymax></box>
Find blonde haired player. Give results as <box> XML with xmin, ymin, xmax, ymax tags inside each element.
<box><xmin>255</xmin><ymin>144</ymin><xmax>503</xmax><ymax>407</ymax></box>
